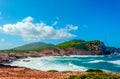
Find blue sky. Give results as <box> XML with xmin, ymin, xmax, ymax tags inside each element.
<box><xmin>0</xmin><ymin>0</ymin><xmax>120</xmax><ymax>49</ymax></box>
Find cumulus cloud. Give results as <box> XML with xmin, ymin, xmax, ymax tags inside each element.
<box><xmin>66</xmin><ymin>24</ymin><xmax>78</xmax><ymax>31</ymax></box>
<box><xmin>0</xmin><ymin>16</ymin><xmax>78</xmax><ymax>41</ymax></box>
<box><xmin>0</xmin><ymin>26</ymin><xmax>2</xmax><ymax>32</ymax></box>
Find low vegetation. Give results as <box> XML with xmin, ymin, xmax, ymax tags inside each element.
<box><xmin>62</xmin><ymin>70</ymin><xmax>72</xmax><ymax>73</ymax></box>
<box><xmin>57</xmin><ymin>40</ymin><xmax>88</xmax><ymax>50</ymax></box>
<box><xmin>47</xmin><ymin>70</ymin><xmax>59</xmax><ymax>72</ymax></box>
<box><xmin>65</xmin><ymin>69</ymin><xmax>120</xmax><ymax>79</ymax></box>
<box><xmin>13</xmin><ymin>42</ymin><xmax>54</xmax><ymax>51</ymax></box>
<box><xmin>65</xmin><ymin>73</ymin><xmax>120</xmax><ymax>79</ymax></box>
<box><xmin>86</xmin><ymin>69</ymin><xmax>103</xmax><ymax>72</ymax></box>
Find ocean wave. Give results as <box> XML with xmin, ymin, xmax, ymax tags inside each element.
<box><xmin>87</xmin><ymin>60</ymin><xmax>105</xmax><ymax>63</ymax></box>
<box><xmin>69</xmin><ymin>55</ymin><xmax>104</xmax><ymax>58</ymax></box>
<box><xmin>7</xmin><ymin>56</ymin><xmax>120</xmax><ymax>72</ymax></box>
<box><xmin>68</xmin><ymin>62</ymin><xmax>87</xmax><ymax>71</ymax></box>
<box><xmin>108</xmin><ymin>60</ymin><xmax>120</xmax><ymax>65</ymax></box>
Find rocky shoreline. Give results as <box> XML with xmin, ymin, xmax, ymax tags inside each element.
<box><xmin>0</xmin><ymin>52</ymin><xmax>120</xmax><ymax>79</ymax></box>
<box><xmin>0</xmin><ymin>53</ymin><xmax>26</xmax><ymax>63</ymax></box>
<box><xmin>0</xmin><ymin>52</ymin><xmax>44</xmax><ymax>63</ymax></box>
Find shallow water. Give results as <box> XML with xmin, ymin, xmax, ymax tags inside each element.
<box><xmin>7</xmin><ymin>55</ymin><xmax>120</xmax><ymax>72</ymax></box>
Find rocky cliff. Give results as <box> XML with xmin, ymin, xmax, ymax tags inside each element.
<box><xmin>38</xmin><ymin>40</ymin><xmax>120</xmax><ymax>56</ymax></box>
<box><xmin>50</xmin><ymin>40</ymin><xmax>107</xmax><ymax>55</ymax></box>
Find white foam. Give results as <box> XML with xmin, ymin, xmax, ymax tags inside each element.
<box><xmin>69</xmin><ymin>55</ymin><xmax>104</xmax><ymax>57</ymax></box>
<box><xmin>87</xmin><ymin>60</ymin><xmax>104</xmax><ymax>63</ymax></box>
<box><xmin>108</xmin><ymin>60</ymin><xmax>120</xmax><ymax>65</ymax></box>
<box><xmin>68</xmin><ymin>62</ymin><xmax>86</xmax><ymax>70</ymax></box>
<box><xmin>7</xmin><ymin>56</ymin><xmax>120</xmax><ymax>72</ymax></box>
<box><xmin>8</xmin><ymin>57</ymin><xmax>87</xmax><ymax>71</ymax></box>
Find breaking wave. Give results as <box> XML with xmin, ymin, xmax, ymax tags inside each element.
<box><xmin>7</xmin><ymin>55</ymin><xmax>120</xmax><ymax>72</ymax></box>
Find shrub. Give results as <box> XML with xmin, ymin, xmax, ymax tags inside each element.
<box><xmin>47</xmin><ymin>70</ymin><xmax>58</xmax><ymax>72</ymax></box>
<box><xmin>86</xmin><ymin>69</ymin><xmax>103</xmax><ymax>72</ymax></box>
<box><xmin>65</xmin><ymin>73</ymin><xmax>120</xmax><ymax>79</ymax></box>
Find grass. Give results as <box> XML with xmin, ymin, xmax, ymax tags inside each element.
<box><xmin>65</xmin><ymin>69</ymin><xmax>120</xmax><ymax>79</ymax></box>
<box><xmin>65</xmin><ymin>72</ymin><xmax>120</xmax><ymax>79</ymax></box>
<box><xmin>62</xmin><ymin>71</ymin><xmax>72</xmax><ymax>73</ymax></box>
<box><xmin>57</xmin><ymin>40</ymin><xmax>88</xmax><ymax>50</ymax></box>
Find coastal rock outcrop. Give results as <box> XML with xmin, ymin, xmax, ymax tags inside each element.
<box><xmin>0</xmin><ymin>53</ymin><xmax>26</xmax><ymax>63</ymax></box>
<box><xmin>50</xmin><ymin>40</ymin><xmax>107</xmax><ymax>55</ymax></box>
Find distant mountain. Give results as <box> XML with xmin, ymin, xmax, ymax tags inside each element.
<box><xmin>13</xmin><ymin>42</ymin><xmax>54</xmax><ymax>51</ymax></box>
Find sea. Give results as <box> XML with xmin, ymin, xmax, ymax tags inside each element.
<box><xmin>7</xmin><ymin>55</ymin><xmax>120</xmax><ymax>73</ymax></box>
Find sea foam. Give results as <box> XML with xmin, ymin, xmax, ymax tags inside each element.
<box><xmin>7</xmin><ymin>55</ymin><xmax>120</xmax><ymax>72</ymax></box>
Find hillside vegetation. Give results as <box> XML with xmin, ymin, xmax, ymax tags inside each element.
<box><xmin>13</xmin><ymin>42</ymin><xmax>54</xmax><ymax>51</ymax></box>
<box><xmin>66</xmin><ymin>73</ymin><xmax>120</xmax><ymax>79</ymax></box>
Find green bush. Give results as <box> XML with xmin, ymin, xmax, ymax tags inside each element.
<box><xmin>47</xmin><ymin>70</ymin><xmax>58</xmax><ymax>72</ymax></box>
<box><xmin>65</xmin><ymin>73</ymin><xmax>120</xmax><ymax>79</ymax></box>
<box><xmin>86</xmin><ymin>69</ymin><xmax>103</xmax><ymax>72</ymax></box>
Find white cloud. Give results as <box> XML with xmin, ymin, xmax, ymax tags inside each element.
<box><xmin>52</xmin><ymin>21</ymin><xmax>58</xmax><ymax>26</ymax></box>
<box><xmin>0</xmin><ymin>26</ymin><xmax>2</xmax><ymax>32</ymax></box>
<box><xmin>52</xmin><ymin>16</ymin><xmax>59</xmax><ymax>26</ymax></box>
<box><xmin>66</xmin><ymin>24</ymin><xmax>78</xmax><ymax>31</ymax></box>
<box><xmin>0</xmin><ymin>16</ymin><xmax>78</xmax><ymax>41</ymax></box>
<box><xmin>22</xmin><ymin>16</ymin><xmax>33</xmax><ymax>22</ymax></box>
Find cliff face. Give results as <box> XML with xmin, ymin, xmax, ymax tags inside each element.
<box><xmin>85</xmin><ymin>41</ymin><xmax>106</xmax><ymax>55</ymax></box>
<box><xmin>44</xmin><ymin>40</ymin><xmax>107</xmax><ymax>56</ymax></box>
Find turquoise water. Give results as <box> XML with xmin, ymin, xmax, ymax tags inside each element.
<box><xmin>8</xmin><ymin>55</ymin><xmax>120</xmax><ymax>72</ymax></box>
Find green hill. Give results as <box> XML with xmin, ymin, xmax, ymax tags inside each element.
<box><xmin>57</xmin><ymin>39</ymin><xmax>103</xmax><ymax>49</ymax></box>
<box><xmin>13</xmin><ymin>42</ymin><xmax>54</xmax><ymax>51</ymax></box>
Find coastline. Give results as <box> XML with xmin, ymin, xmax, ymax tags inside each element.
<box><xmin>0</xmin><ymin>64</ymin><xmax>120</xmax><ymax>79</ymax></box>
<box><xmin>0</xmin><ymin>53</ymin><xmax>120</xmax><ymax>78</ymax></box>
<box><xmin>0</xmin><ymin>64</ymin><xmax>86</xmax><ymax>79</ymax></box>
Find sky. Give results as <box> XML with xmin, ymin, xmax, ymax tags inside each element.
<box><xmin>0</xmin><ymin>0</ymin><xmax>120</xmax><ymax>50</ymax></box>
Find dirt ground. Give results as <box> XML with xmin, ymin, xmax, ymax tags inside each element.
<box><xmin>0</xmin><ymin>64</ymin><xmax>119</xmax><ymax>79</ymax></box>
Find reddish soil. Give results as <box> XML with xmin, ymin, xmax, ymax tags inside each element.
<box><xmin>0</xmin><ymin>64</ymin><xmax>120</xmax><ymax>79</ymax></box>
<box><xmin>0</xmin><ymin>64</ymin><xmax>86</xmax><ymax>79</ymax></box>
